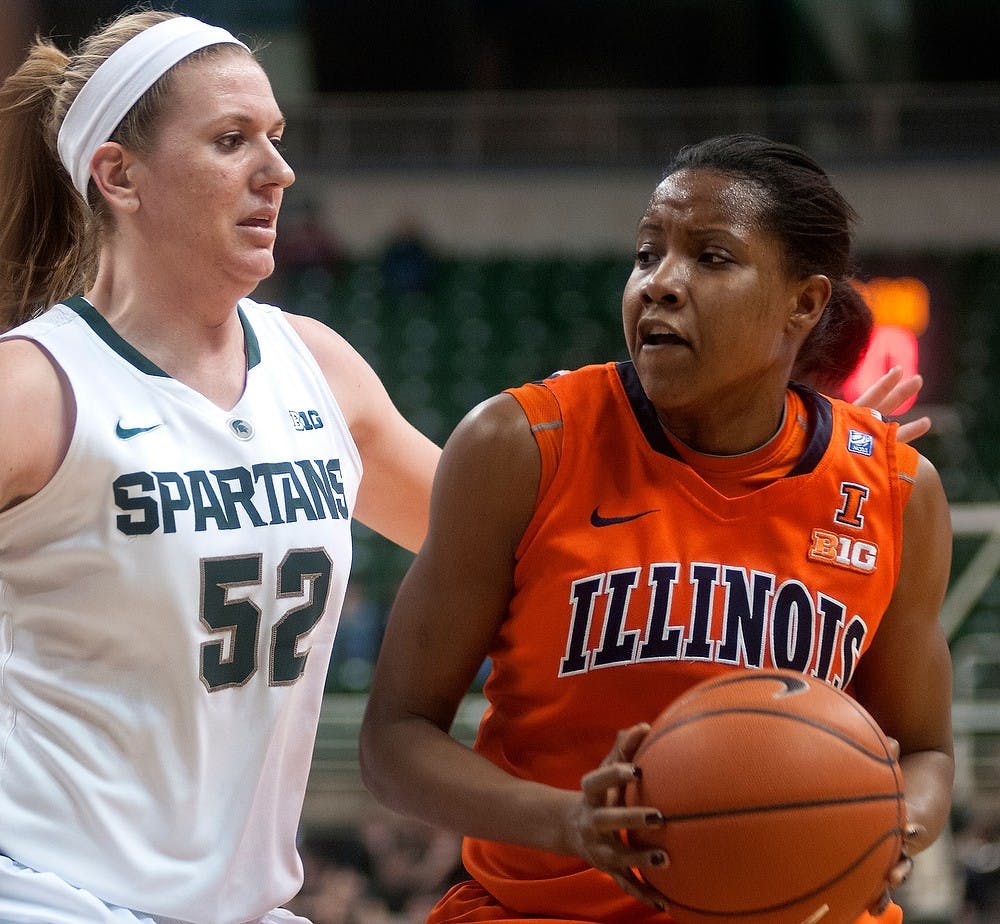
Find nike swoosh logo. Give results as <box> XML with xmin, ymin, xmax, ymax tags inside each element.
<box><xmin>115</xmin><ymin>421</ymin><xmax>162</xmax><ymax>440</ymax></box>
<box><xmin>590</xmin><ymin>507</ymin><xmax>658</xmax><ymax>528</ymax></box>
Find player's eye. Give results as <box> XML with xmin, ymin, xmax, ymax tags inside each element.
<box><xmin>699</xmin><ymin>250</ymin><xmax>731</xmax><ymax>265</ymax></box>
<box><xmin>217</xmin><ymin>132</ymin><xmax>245</xmax><ymax>150</ymax></box>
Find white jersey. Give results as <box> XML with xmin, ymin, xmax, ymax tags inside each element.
<box><xmin>0</xmin><ymin>297</ymin><xmax>361</xmax><ymax>923</ymax></box>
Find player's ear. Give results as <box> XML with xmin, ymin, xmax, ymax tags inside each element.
<box><xmin>89</xmin><ymin>141</ymin><xmax>140</xmax><ymax>213</ymax></box>
<box><xmin>787</xmin><ymin>274</ymin><xmax>831</xmax><ymax>335</ymax></box>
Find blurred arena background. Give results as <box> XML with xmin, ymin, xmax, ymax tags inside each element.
<box><xmin>5</xmin><ymin>2</ymin><xmax>1000</xmax><ymax>921</ymax></box>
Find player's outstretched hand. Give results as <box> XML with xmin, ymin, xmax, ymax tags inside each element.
<box><xmin>565</xmin><ymin>723</ymin><xmax>669</xmax><ymax>912</ymax></box>
<box><xmin>852</xmin><ymin>366</ymin><xmax>931</xmax><ymax>444</ymax></box>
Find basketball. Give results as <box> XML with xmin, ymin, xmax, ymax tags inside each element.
<box><xmin>625</xmin><ymin>670</ymin><xmax>905</xmax><ymax>924</ymax></box>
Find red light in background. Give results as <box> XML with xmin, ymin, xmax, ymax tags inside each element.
<box><xmin>840</xmin><ymin>277</ymin><xmax>930</xmax><ymax>412</ymax></box>
<box><xmin>853</xmin><ymin>277</ymin><xmax>930</xmax><ymax>336</ymax></box>
<box><xmin>841</xmin><ymin>325</ymin><xmax>920</xmax><ymax>410</ymax></box>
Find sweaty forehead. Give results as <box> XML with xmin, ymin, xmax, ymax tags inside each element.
<box><xmin>171</xmin><ymin>49</ymin><xmax>267</xmax><ymax>95</ymax></box>
<box><xmin>646</xmin><ymin>168</ymin><xmax>766</xmax><ymax>231</ymax></box>
<box><xmin>156</xmin><ymin>51</ymin><xmax>280</xmax><ymax>129</ymax></box>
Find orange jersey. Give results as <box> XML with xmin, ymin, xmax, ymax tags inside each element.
<box><xmin>430</xmin><ymin>361</ymin><xmax>916</xmax><ymax>924</ymax></box>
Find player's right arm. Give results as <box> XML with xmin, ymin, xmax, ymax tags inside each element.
<box><xmin>0</xmin><ymin>338</ymin><xmax>74</xmax><ymax>512</ymax></box>
<box><xmin>359</xmin><ymin>392</ymin><xmax>668</xmax><ymax>909</ymax></box>
<box><xmin>285</xmin><ymin>312</ymin><xmax>440</xmax><ymax>554</ymax></box>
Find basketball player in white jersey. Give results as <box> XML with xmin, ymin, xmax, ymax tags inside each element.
<box><xmin>0</xmin><ymin>11</ymin><xmax>438</xmax><ymax>923</ymax></box>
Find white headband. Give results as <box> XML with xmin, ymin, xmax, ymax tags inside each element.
<box><xmin>57</xmin><ymin>16</ymin><xmax>248</xmax><ymax>198</ymax></box>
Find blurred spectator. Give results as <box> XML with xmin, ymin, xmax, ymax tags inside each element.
<box><xmin>378</xmin><ymin>214</ymin><xmax>437</xmax><ymax>296</ymax></box>
<box><xmin>276</xmin><ymin>201</ymin><xmax>347</xmax><ymax>277</ymax></box>
<box><xmin>956</xmin><ymin>812</ymin><xmax>1000</xmax><ymax>923</ymax></box>
<box><xmin>289</xmin><ymin>830</ymin><xmax>392</xmax><ymax>924</ymax></box>
<box><xmin>268</xmin><ymin>199</ymin><xmax>348</xmax><ymax>308</ymax></box>
<box><xmin>358</xmin><ymin>811</ymin><xmax>463</xmax><ymax>918</ymax></box>
<box><xmin>290</xmin><ymin>815</ymin><xmax>463</xmax><ymax>923</ymax></box>
<box><xmin>327</xmin><ymin>583</ymin><xmax>386</xmax><ymax>693</ymax></box>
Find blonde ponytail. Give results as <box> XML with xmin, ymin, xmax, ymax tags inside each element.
<box><xmin>0</xmin><ymin>9</ymin><xmax>187</xmax><ymax>331</ymax></box>
<box><xmin>0</xmin><ymin>38</ymin><xmax>93</xmax><ymax>330</ymax></box>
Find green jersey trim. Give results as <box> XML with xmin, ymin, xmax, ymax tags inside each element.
<box><xmin>64</xmin><ymin>295</ymin><xmax>261</xmax><ymax>375</ymax></box>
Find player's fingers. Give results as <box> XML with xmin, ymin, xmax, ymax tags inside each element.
<box><xmin>584</xmin><ymin>724</ymin><xmax>652</xmax><ymax>807</ymax></box>
<box><xmin>879</xmin><ymin>373</ymin><xmax>923</xmax><ymax>414</ymax></box>
<box><xmin>587</xmin><ymin>831</ymin><xmax>668</xmax><ymax>872</ymax></box>
<box><xmin>886</xmin><ymin>853</ymin><xmax>914</xmax><ymax>890</ymax></box>
<box><xmin>608</xmin><ymin>868</ymin><xmax>670</xmax><ymax>913</ymax></box>
<box><xmin>581</xmin><ymin>762</ymin><xmax>641</xmax><ymax>806</ymax></box>
<box><xmin>869</xmin><ymin>821</ymin><xmax>922</xmax><ymax>913</ymax></box>
<box><xmin>617</xmin><ymin>723</ymin><xmax>650</xmax><ymax>762</ymax></box>
<box><xmin>586</xmin><ymin>804</ymin><xmax>666</xmax><ymax>836</ymax></box>
<box><xmin>853</xmin><ymin>366</ymin><xmax>904</xmax><ymax>411</ymax></box>
<box><xmin>869</xmin><ymin>849</ymin><xmax>913</xmax><ymax>914</ymax></box>
<box><xmin>568</xmin><ymin>798</ymin><xmax>670</xmax><ymax>911</ymax></box>
<box><xmin>597</xmin><ymin>723</ymin><xmax>650</xmax><ymax>767</ymax></box>
<box><xmin>869</xmin><ymin>886</ymin><xmax>893</xmax><ymax>916</ymax></box>
<box><xmin>586</xmin><ymin>841</ymin><xmax>670</xmax><ymax>913</ymax></box>
<box><xmin>903</xmin><ymin>822</ymin><xmax>928</xmax><ymax>854</ymax></box>
<box><xmin>896</xmin><ymin>416</ymin><xmax>931</xmax><ymax>444</ymax></box>
<box><xmin>854</xmin><ymin>367</ymin><xmax>925</xmax><ymax>418</ymax></box>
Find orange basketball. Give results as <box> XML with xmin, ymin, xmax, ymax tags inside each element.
<box><xmin>625</xmin><ymin>670</ymin><xmax>905</xmax><ymax>924</ymax></box>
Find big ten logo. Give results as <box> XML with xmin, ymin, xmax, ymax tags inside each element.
<box><xmin>289</xmin><ymin>409</ymin><xmax>325</xmax><ymax>431</ymax></box>
<box><xmin>808</xmin><ymin>529</ymin><xmax>878</xmax><ymax>573</ymax></box>
<box><xmin>841</xmin><ymin>277</ymin><xmax>930</xmax><ymax>412</ymax></box>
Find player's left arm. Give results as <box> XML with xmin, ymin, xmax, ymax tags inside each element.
<box><xmin>851</xmin><ymin>453</ymin><xmax>954</xmax><ymax>862</ymax></box>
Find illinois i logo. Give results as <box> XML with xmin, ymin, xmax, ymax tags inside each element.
<box><xmin>835</xmin><ymin>482</ymin><xmax>869</xmax><ymax>529</ymax></box>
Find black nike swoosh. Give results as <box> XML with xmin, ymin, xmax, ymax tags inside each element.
<box><xmin>590</xmin><ymin>507</ymin><xmax>658</xmax><ymax>528</ymax></box>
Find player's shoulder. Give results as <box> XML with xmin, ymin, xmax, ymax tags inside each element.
<box><xmin>0</xmin><ymin>332</ymin><xmax>66</xmax><ymax>390</ymax></box>
<box><xmin>1</xmin><ymin>301</ymin><xmax>79</xmax><ymax>342</ymax></box>
<box><xmin>0</xmin><ymin>336</ymin><xmax>74</xmax><ymax>512</ymax></box>
<box><xmin>240</xmin><ymin>300</ymin><xmax>366</xmax><ymax>376</ymax></box>
<box><xmin>275</xmin><ymin>306</ymin><xmax>355</xmax><ymax>357</ymax></box>
<box><xmin>818</xmin><ymin>387</ymin><xmax>895</xmax><ymax>431</ymax></box>
<box><xmin>518</xmin><ymin>361</ymin><xmax>621</xmax><ymax>416</ymax></box>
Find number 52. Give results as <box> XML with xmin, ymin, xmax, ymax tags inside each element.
<box><xmin>199</xmin><ymin>549</ymin><xmax>333</xmax><ymax>691</ymax></box>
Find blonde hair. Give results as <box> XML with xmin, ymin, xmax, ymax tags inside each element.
<box><xmin>0</xmin><ymin>9</ymin><xmax>252</xmax><ymax>330</ymax></box>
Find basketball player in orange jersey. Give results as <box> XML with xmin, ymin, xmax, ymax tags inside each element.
<box><xmin>360</xmin><ymin>134</ymin><xmax>953</xmax><ymax>924</ymax></box>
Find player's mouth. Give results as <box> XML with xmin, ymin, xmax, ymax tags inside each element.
<box><xmin>239</xmin><ymin>206</ymin><xmax>276</xmax><ymax>227</ymax></box>
<box><xmin>237</xmin><ymin>209</ymin><xmax>277</xmax><ymax>241</ymax></box>
<box><xmin>639</xmin><ymin>319</ymin><xmax>689</xmax><ymax>348</ymax></box>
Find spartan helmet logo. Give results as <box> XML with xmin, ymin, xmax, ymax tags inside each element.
<box><xmin>227</xmin><ymin>417</ymin><xmax>255</xmax><ymax>441</ymax></box>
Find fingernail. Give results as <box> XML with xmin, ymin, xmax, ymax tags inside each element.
<box><xmin>645</xmin><ymin>811</ymin><xmax>665</xmax><ymax>826</ymax></box>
